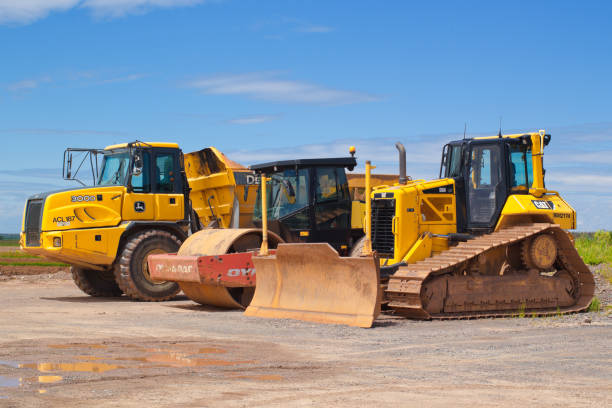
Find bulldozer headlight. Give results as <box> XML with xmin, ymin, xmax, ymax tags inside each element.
<box><xmin>53</xmin><ymin>237</ymin><xmax>62</xmax><ymax>247</ymax></box>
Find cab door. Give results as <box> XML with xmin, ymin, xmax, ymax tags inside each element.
<box><xmin>465</xmin><ymin>143</ymin><xmax>508</xmax><ymax>230</ymax></box>
<box><xmin>152</xmin><ymin>149</ymin><xmax>185</xmax><ymax>221</ymax></box>
<box><xmin>311</xmin><ymin>166</ymin><xmax>352</xmax><ymax>253</ymax></box>
<box><xmin>121</xmin><ymin>148</ymin><xmax>185</xmax><ymax>222</ymax></box>
<box><xmin>122</xmin><ymin>149</ymin><xmax>155</xmax><ymax>220</ymax></box>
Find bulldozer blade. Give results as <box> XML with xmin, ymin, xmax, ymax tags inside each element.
<box><xmin>244</xmin><ymin>243</ymin><xmax>380</xmax><ymax>328</ymax></box>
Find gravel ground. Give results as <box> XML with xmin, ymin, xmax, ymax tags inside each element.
<box><xmin>0</xmin><ymin>266</ymin><xmax>610</xmax><ymax>407</ymax></box>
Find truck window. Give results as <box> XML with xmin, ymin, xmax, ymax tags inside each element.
<box><xmin>131</xmin><ymin>151</ymin><xmax>151</xmax><ymax>193</ymax></box>
<box><xmin>448</xmin><ymin>145</ymin><xmax>463</xmax><ymax>178</ymax></box>
<box><xmin>509</xmin><ymin>145</ymin><xmax>533</xmax><ymax>191</ymax></box>
<box><xmin>156</xmin><ymin>154</ymin><xmax>175</xmax><ymax>193</ymax></box>
<box><xmin>98</xmin><ymin>152</ymin><xmax>130</xmax><ymax>186</ymax></box>
<box><xmin>315</xmin><ymin>167</ymin><xmax>350</xmax><ymax>230</ymax></box>
<box><xmin>254</xmin><ymin>168</ymin><xmax>310</xmax><ymax>227</ymax></box>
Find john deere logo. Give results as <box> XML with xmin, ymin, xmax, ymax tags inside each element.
<box><xmin>134</xmin><ymin>201</ymin><xmax>146</xmax><ymax>213</ymax></box>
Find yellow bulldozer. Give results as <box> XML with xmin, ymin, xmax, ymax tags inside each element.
<box><xmin>20</xmin><ymin>141</ymin><xmax>396</xmax><ymax>303</ymax></box>
<box><xmin>244</xmin><ymin>130</ymin><xmax>595</xmax><ymax>327</ymax></box>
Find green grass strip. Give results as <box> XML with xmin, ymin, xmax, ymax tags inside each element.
<box><xmin>0</xmin><ymin>251</ymin><xmax>41</xmax><ymax>259</ymax></box>
<box><xmin>575</xmin><ymin>231</ymin><xmax>612</xmax><ymax>265</ymax></box>
<box><xmin>0</xmin><ymin>240</ymin><xmax>19</xmax><ymax>247</ymax></box>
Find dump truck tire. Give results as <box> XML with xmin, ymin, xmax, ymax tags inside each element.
<box><xmin>71</xmin><ymin>266</ymin><xmax>123</xmax><ymax>297</ymax></box>
<box><xmin>114</xmin><ymin>230</ymin><xmax>182</xmax><ymax>301</ymax></box>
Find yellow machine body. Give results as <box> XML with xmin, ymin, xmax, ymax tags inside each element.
<box><xmin>244</xmin><ymin>131</ymin><xmax>590</xmax><ymax>326</ymax></box>
<box><xmin>372</xmin><ymin>132</ymin><xmax>576</xmax><ymax>266</ymax></box>
<box><xmin>20</xmin><ymin>143</ymin><xmax>257</xmax><ymax>271</ymax></box>
<box><xmin>184</xmin><ymin>147</ymin><xmax>258</xmax><ymax>229</ymax></box>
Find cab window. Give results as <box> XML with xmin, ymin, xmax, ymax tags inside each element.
<box><xmin>156</xmin><ymin>154</ymin><xmax>176</xmax><ymax>193</ymax></box>
<box><xmin>447</xmin><ymin>145</ymin><xmax>463</xmax><ymax>178</ymax></box>
<box><xmin>315</xmin><ymin>167</ymin><xmax>349</xmax><ymax>202</ymax></box>
<box><xmin>98</xmin><ymin>152</ymin><xmax>130</xmax><ymax>186</ymax></box>
<box><xmin>131</xmin><ymin>151</ymin><xmax>151</xmax><ymax>193</ymax></box>
<box><xmin>315</xmin><ymin>167</ymin><xmax>350</xmax><ymax>230</ymax></box>
<box><xmin>470</xmin><ymin>146</ymin><xmax>501</xmax><ymax>188</ymax></box>
<box><xmin>509</xmin><ymin>145</ymin><xmax>533</xmax><ymax>191</ymax></box>
<box><xmin>253</xmin><ymin>168</ymin><xmax>310</xmax><ymax>224</ymax></box>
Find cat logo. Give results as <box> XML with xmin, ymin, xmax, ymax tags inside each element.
<box><xmin>134</xmin><ymin>201</ymin><xmax>146</xmax><ymax>213</ymax></box>
<box><xmin>531</xmin><ymin>200</ymin><xmax>554</xmax><ymax>210</ymax></box>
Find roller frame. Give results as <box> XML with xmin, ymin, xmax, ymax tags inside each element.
<box><xmin>148</xmin><ymin>250</ymin><xmax>275</xmax><ymax>287</ymax></box>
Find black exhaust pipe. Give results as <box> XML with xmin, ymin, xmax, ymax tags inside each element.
<box><xmin>395</xmin><ymin>142</ymin><xmax>407</xmax><ymax>185</ymax></box>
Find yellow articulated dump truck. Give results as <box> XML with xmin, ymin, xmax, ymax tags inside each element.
<box><xmin>245</xmin><ymin>131</ymin><xmax>595</xmax><ymax>327</ymax></box>
<box><xmin>20</xmin><ymin>142</ymin><xmax>258</xmax><ymax>301</ymax></box>
<box><xmin>147</xmin><ymin>153</ymin><xmax>398</xmax><ymax>309</ymax></box>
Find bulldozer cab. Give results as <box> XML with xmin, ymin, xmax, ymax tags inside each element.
<box><xmin>251</xmin><ymin>157</ymin><xmax>356</xmax><ymax>253</ymax></box>
<box><xmin>439</xmin><ymin>133</ymin><xmax>550</xmax><ymax>233</ymax></box>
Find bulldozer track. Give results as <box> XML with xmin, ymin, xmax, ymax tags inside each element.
<box><xmin>386</xmin><ymin>223</ymin><xmax>595</xmax><ymax>320</ymax></box>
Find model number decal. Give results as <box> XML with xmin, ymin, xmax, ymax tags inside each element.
<box><xmin>155</xmin><ymin>263</ymin><xmax>193</xmax><ymax>275</ymax></box>
<box><xmin>532</xmin><ymin>200</ymin><xmax>554</xmax><ymax>210</ymax></box>
<box><xmin>53</xmin><ymin>216</ymin><xmax>76</xmax><ymax>226</ymax></box>
<box><xmin>553</xmin><ymin>212</ymin><xmax>571</xmax><ymax>219</ymax></box>
<box><xmin>71</xmin><ymin>195</ymin><xmax>96</xmax><ymax>202</ymax></box>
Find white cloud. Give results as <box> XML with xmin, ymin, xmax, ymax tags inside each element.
<box><xmin>6</xmin><ymin>76</ymin><xmax>51</xmax><ymax>92</ymax></box>
<box><xmin>0</xmin><ymin>0</ymin><xmax>206</xmax><ymax>24</ymax></box>
<box><xmin>252</xmin><ymin>17</ymin><xmax>334</xmax><ymax>37</ymax></box>
<box><xmin>99</xmin><ymin>73</ymin><xmax>147</xmax><ymax>84</ymax></box>
<box><xmin>7</xmin><ymin>79</ymin><xmax>39</xmax><ymax>91</ymax></box>
<box><xmin>225</xmin><ymin>115</ymin><xmax>281</xmax><ymax>125</ymax></box>
<box><xmin>547</xmin><ymin>173</ymin><xmax>612</xmax><ymax>192</ymax></box>
<box><xmin>0</xmin><ymin>128</ymin><xmax>127</xmax><ymax>136</ymax></box>
<box><xmin>81</xmin><ymin>0</ymin><xmax>205</xmax><ymax>18</ymax></box>
<box><xmin>548</xmin><ymin>150</ymin><xmax>612</xmax><ymax>165</ymax></box>
<box><xmin>187</xmin><ymin>72</ymin><xmax>380</xmax><ymax>105</ymax></box>
<box><xmin>296</xmin><ymin>25</ymin><xmax>333</xmax><ymax>33</ymax></box>
<box><xmin>0</xmin><ymin>0</ymin><xmax>79</xmax><ymax>24</ymax></box>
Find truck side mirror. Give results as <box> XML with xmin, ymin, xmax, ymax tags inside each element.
<box><xmin>65</xmin><ymin>152</ymin><xmax>73</xmax><ymax>178</ymax></box>
<box><xmin>133</xmin><ymin>153</ymin><xmax>143</xmax><ymax>177</ymax></box>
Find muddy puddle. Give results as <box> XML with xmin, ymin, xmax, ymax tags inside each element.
<box><xmin>0</xmin><ymin>341</ymin><xmax>281</xmax><ymax>396</ymax></box>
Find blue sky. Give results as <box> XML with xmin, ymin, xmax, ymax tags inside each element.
<box><xmin>1</xmin><ymin>0</ymin><xmax>611</xmax><ymax>232</ymax></box>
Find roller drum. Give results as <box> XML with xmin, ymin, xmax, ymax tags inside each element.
<box><xmin>177</xmin><ymin>228</ymin><xmax>282</xmax><ymax>309</ymax></box>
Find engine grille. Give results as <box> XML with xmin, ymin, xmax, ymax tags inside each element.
<box><xmin>371</xmin><ymin>198</ymin><xmax>395</xmax><ymax>257</ymax></box>
<box><xmin>24</xmin><ymin>199</ymin><xmax>43</xmax><ymax>247</ymax></box>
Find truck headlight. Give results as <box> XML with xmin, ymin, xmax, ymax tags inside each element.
<box><xmin>53</xmin><ymin>237</ymin><xmax>62</xmax><ymax>247</ymax></box>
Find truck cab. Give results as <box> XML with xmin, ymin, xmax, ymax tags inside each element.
<box><xmin>21</xmin><ymin>142</ymin><xmax>190</xmax><ymax>302</ymax></box>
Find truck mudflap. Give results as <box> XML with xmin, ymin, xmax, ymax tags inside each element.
<box><xmin>244</xmin><ymin>243</ymin><xmax>381</xmax><ymax>328</ymax></box>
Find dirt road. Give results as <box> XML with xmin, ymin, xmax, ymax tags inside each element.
<box><xmin>0</xmin><ymin>273</ymin><xmax>611</xmax><ymax>408</ymax></box>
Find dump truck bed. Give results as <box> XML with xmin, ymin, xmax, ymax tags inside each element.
<box><xmin>184</xmin><ymin>147</ymin><xmax>258</xmax><ymax>229</ymax></box>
